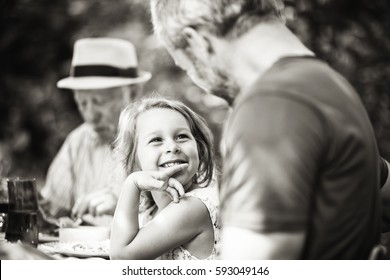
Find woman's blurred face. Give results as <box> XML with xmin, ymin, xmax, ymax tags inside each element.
<box><xmin>135</xmin><ymin>108</ymin><xmax>199</xmax><ymax>189</ymax></box>
<box><xmin>74</xmin><ymin>87</ymin><xmax>127</xmax><ymax>143</ymax></box>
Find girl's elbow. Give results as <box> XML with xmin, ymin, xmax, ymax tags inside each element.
<box><xmin>110</xmin><ymin>245</ymin><xmax>138</xmax><ymax>260</ymax></box>
<box><xmin>110</xmin><ymin>251</ymin><xmax>121</xmax><ymax>260</ymax></box>
<box><xmin>110</xmin><ymin>245</ymin><xmax>126</xmax><ymax>260</ymax></box>
<box><xmin>110</xmin><ymin>254</ymin><xmax>124</xmax><ymax>260</ymax></box>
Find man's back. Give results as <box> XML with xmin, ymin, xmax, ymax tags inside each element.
<box><xmin>221</xmin><ymin>56</ymin><xmax>381</xmax><ymax>259</ymax></box>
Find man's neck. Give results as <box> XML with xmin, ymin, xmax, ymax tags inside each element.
<box><xmin>222</xmin><ymin>21</ymin><xmax>314</xmax><ymax>94</ymax></box>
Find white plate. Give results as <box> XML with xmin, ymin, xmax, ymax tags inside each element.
<box><xmin>39</xmin><ymin>240</ymin><xmax>110</xmax><ymax>258</ymax></box>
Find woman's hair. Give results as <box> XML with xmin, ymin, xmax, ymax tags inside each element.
<box><xmin>114</xmin><ymin>96</ymin><xmax>215</xmax><ymax>187</ymax></box>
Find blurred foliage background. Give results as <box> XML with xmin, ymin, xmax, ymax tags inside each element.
<box><xmin>0</xmin><ymin>0</ymin><xmax>389</xmax><ymax>187</ymax></box>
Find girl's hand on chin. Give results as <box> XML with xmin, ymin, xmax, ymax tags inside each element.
<box><xmin>128</xmin><ymin>163</ymin><xmax>189</xmax><ymax>203</ymax></box>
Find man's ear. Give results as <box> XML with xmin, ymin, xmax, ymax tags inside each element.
<box><xmin>182</xmin><ymin>26</ymin><xmax>215</xmax><ymax>55</ymax></box>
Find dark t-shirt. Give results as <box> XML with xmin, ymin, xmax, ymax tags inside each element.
<box><xmin>220</xmin><ymin>56</ymin><xmax>382</xmax><ymax>259</ymax></box>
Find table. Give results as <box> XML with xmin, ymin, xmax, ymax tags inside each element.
<box><xmin>0</xmin><ymin>238</ymin><xmax>109</xmax><ymax>260</ymax></box>
<box><xmin>38</xmin><ymin>239</ymin><xmax>110</xmax><ymax>260</ymax></box>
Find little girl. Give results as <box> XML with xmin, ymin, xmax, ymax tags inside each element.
<box><xmin>110</xmin><ymin>97</ymin><xmax>219</xmax><ymax>260</ymax></box>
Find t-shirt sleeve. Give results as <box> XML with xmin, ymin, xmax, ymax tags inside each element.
<box><xmin>220</xmin><ymin>94</ymin><xmax>326</xmax><ymax>233</ymax></box>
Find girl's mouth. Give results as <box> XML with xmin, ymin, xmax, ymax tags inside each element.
<box><xmin>159</xmin><ymin>160</ymin><xmax>187</xmax><ymax>168</ymax></box>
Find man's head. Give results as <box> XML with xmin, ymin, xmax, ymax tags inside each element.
<box><xmin>57</xmin><ymin>38</ymin><xmax>151</xmax><ymax>143</ymax></box>
<box><xmin>151</xmin><ymin>0</ymin><xmax>283</xmax><ymax>104</ymax></box>
<box><xmin>73</xmin><ymin>85</ymin><xmax>141</xmax><ymax>144</ymax></box>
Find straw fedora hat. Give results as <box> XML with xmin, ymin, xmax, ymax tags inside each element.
<box><xmin>57</xmin><ymin>38</ymin><xmax>152</xmax><ymax>90</ymax></box>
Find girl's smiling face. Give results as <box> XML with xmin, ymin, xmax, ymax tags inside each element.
<box><xmin>135</xmin><ymin>108</ymin><xmax>200</xmax><ymax>189</ymax></box>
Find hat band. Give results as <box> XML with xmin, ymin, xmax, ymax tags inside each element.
<box><xmin>71</xmin><ymin>65</ymin><xmax>138</xmax><ymax>78</ymax></box>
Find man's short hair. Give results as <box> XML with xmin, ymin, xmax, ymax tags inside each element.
<box><xmin>151</xmin><ymin>0</ymin><xmax>283</xmax><ymax>49</ymax></box>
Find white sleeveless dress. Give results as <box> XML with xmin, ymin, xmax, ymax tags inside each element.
<box><xmin>141</xmin><ymin>181</ymin><xmax>220</xmax><ymax>260</ymax></box>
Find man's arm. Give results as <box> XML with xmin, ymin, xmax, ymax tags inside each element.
<box><xmin>220</xmin><ymin>95</ymin><xmax>324</xmax><ymax>259</ymax></box>
<box><xmin>220</xmin><ymin>227</ymin><xmax>304</xmax><ymax>259</ymax></box>
<box><xmin>70</xmin><ymin>157</ymin><xmax>126</xmax><ymax>218</ymax></box>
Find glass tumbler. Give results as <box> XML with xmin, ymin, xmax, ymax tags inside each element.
<box><xmin>5</xmin><ymin>177</ymin><xmax>39</xmax><ymax>247</ymax></box>
<box><xmin>0</xmin><ymin>178</ymin><xmax>8</xmax><ymax>242</ymax></box>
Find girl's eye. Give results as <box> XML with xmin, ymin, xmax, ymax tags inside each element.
<box><xmin>149</xmin><ymin>137</ymin><xmax>162</xmax><ymax>144</ymax></box>
<box><xmin>176</xmin><ymin>134</ymin><xmax>189</xmax><ymax>140</ymax></box>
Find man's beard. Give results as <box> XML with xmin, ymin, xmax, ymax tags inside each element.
<box><xmin>188</xmin><ymin>50</ymin><xmax>240</xmax><ymax>106</ymax></box>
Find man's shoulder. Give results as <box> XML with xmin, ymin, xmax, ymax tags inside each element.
<box><xmin>243</xmin><ymin>57</ymin><xmax>332</xmax><ymax>98</ymax></box>
<box><xmin>234</xmin><ymin>56</ymin><xmax>356</xmax><ymax>120</ymax></box>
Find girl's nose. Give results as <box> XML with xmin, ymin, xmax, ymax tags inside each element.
<box><xmin>165</xmin><ymin>142</ymin><xmax>181</xmax><ymax>154</ymax></box>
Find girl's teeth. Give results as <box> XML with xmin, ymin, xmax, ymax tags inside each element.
<box><xmin>163</xmin><ymin>162</ymin><xmax>183</xmax><ymax>167</ymax></box>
